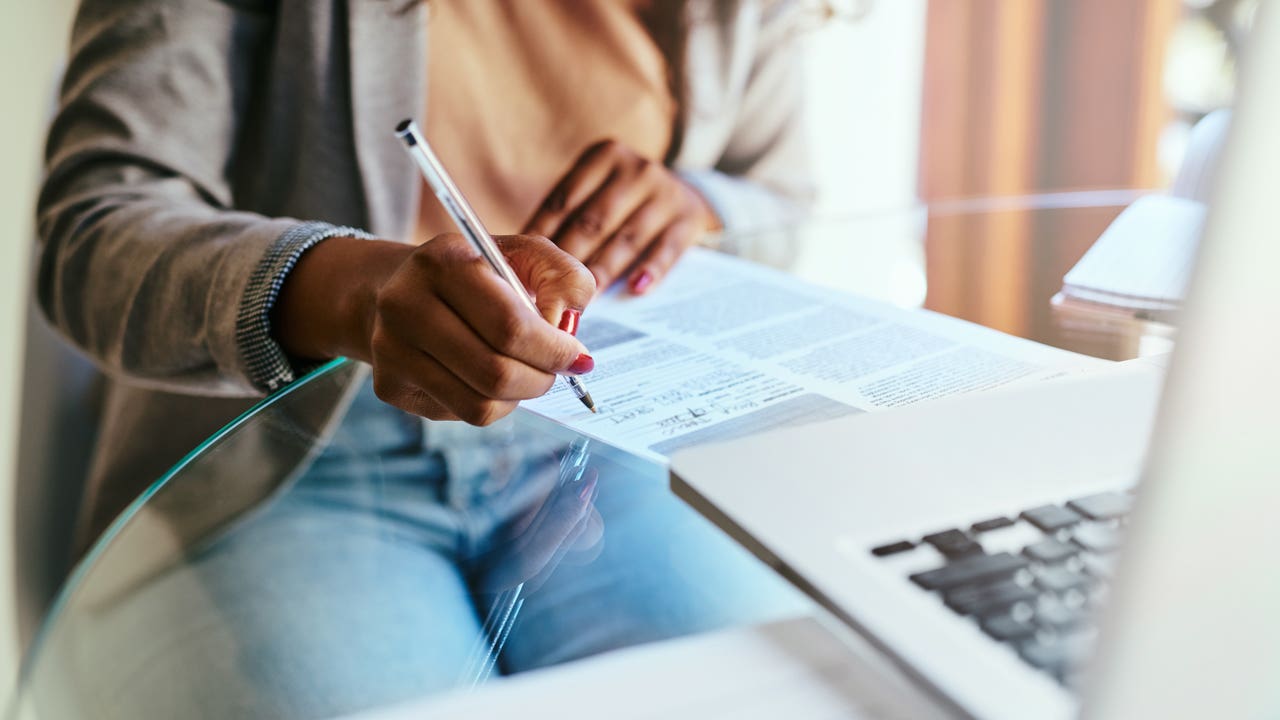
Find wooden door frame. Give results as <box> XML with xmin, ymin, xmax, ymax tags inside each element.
<box><xmin>918</xmin><ymin>0</ymin><xmax>1177</xmax><ymax>341</ymax></box>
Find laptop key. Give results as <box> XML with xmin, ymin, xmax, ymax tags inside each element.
<box><xmin>1034</xmin><ymin>566</ymin><xmax>1092</xmax><ymax>594</ymax></box>
<box><xmin>921</xmin><ymin>529</ymin><xmax>983</xmax><ymax>559</ymax></box>
<box><xmin>1023</xmin><ymin>538</ymin><xmax>1077</xmax><ymax>564</ymax></box>
<box><xmin>1071</xmin><ymin>524</ymin><xmax>1121</xmax><ymax>553</ymax></box>
<box><xmin>1061</xmin><ymin>670</ymin><xmax>1089</xmax><ymax>692</ymax></box>
<box><xmin>1034</xmin><ymin>596</ymin><xmax>1092</xmax><ymax>630</ymax></box>
<box><xmin>1019</xmin><ymin>629</ymin><xmax>1096</xmax><ymax>676</ymax></box>
<box><xmin>1067</xmin><ymin>492</ymin><xmax>1132</xmax><ymax>521</ymax></box>
<box><xmin>970</xmin><ymin>516</ymin><xmax>1015</xmax><ymax>533</ymax></box>
<box><xmin>910</xmin><ymin>552</ymin><xmax>1029</xmax><ymax>592</ymax></box>
<box><xmin>1021</xmin><ymin>505</ymin><xmax>1084</xmax><ymax>533</ymax></box>
<box><xmin>980</xmin><ymin>613</ymin><xmax>1037</xmax><ymax>642</ymax></box>
<box><xmin>1080</xmin><ymin>552</ymin><xmax>1117</xmax><ymax>580</ymax></box>
<box><xmin>945</xmin><ymin>578</ymin><xmax>1039</xmax><ymax>617</ymax></box>
<box><xmin>871</xmin><ymin>540</ymin><xmax>916</xmax><ymax>557</ymax></box>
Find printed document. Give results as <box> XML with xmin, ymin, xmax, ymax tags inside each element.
<box><xmin>524</xmin><ymin>248</ymin><xmax>1106</xmax><ymax>463</ymax></box>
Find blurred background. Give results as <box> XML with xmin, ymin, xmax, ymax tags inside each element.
<box><xmin>797</xmin><ymin>0</ymin><xmax>1248</xmax><ymax>342</ymax></box>
<box><xmin>0</xmin><ymin>0</ymin><xmax>1249</xmax><ymax>707</ymax></box>
<box><xmin>1</xmin><ymin>0</ymin><xmax>80</xmax><ymax>705</ymax></box>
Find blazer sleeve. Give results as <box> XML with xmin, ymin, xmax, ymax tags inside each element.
<box><xmin>36</xmin><ymin>0</ymin><xmax>363</xmax><ymax>398</ymax></box>
<box><xmin>679</xmin><ymin>0</ymin><xmax>816</xmax><ymax>258</ymax></box>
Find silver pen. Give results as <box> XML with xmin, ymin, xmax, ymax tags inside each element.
<box><xmin>395</xmin><ymin>119</ymin><xmax>597</xmax><ymax>413</ymax></box>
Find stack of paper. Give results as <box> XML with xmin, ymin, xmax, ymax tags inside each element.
<box><xmin>1058</xmin><ymin>194</ymin><xmax>1205</xmax><ymax>319</ymax></box>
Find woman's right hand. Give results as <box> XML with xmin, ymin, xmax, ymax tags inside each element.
<box><xmin>273</xmin><ymin>233</ymin><xmax>596</xmax><ymax>425</ymax></box>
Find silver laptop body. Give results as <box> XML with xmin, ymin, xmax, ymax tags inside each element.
<box><xmin>671</xmin><ymin>5</ymin><xmax>1280</xmax><ymax>718</ymax></box>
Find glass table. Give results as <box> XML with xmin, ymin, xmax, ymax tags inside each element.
<box><xmin>6</xmin><ymin>198</ymin><xmax>1172</xmax><ymax>720</ymax></box>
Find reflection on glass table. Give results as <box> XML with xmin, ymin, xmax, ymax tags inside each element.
<box><xmin>7</xmin><ymin>355</ymin><xmax>808</xmax><ymax>720</ymax></box>
<box><xmin>8</xmin><ymin>199</ymin><xmax>1180</xmax><ymax>720</ymax></box>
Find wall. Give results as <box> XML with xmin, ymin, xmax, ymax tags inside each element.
<box><xmin>793</xmin><ymin>1</ymin><xmax>929</xmax><ymax>306</ymax></box>
<box><xmin>0</xmin><ymin>0</ymin><xmax>79</xmax><ymax>704</ymax></box>
<box><xmin>805</xmin><ymin>1</ymin><xmax>927</xmax><ymax>216</ymax></box>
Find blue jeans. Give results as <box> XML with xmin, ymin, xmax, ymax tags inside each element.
<box><xmin>80</xmin><ymin>381</ymin><xmax>806</xmax><ymax>719</ymax></box>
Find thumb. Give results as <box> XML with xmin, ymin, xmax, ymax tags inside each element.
<box><xmin>497</xmin><ymin>234</ymin><xmax>598</xmax><ymax>328</ymax></box>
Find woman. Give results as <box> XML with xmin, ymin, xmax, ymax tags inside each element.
<box><xmin>38</xmin><ymin>0</ymin><xmax>815</xmax><ymax>716</ymax></box>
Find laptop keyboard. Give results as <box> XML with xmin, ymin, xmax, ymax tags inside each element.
<box><xmin>869</xmin><ymin>490</ymin><xmax>1133</xmax><ymax>688</ymax></box>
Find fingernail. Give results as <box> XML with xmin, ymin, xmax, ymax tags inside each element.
<box><xmin>630</xmin><ymin>270</ymin><xmax>654</xmax><ymax>295</ymax></box>
<box><xmin>558</xmin><ymin>308</ymin><xmax>582</xmax><ymax>336</ymax></box>
<box><xmin>577</xmin><ymin>474</ymin><xmax>597</xmax><ymax>501</ymax></box>
<box><xmin>567</xmin><ymin>353</ymin><xmax>595</xmax><ymax>375</ymax></box>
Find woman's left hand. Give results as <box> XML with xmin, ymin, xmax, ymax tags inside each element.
<box><xmin>524</xmin><ymin>139</ymin><xmax>721</xmax><ymax>296</ymax></box>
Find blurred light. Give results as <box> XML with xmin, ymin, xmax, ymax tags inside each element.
<box><xmin>1233</xmin><ymin>0</ymin><xmax>1260</xmax><ymax>33</ymax></box>
<box><xmin>1163</xmin><ymin>15</ymin><xmax>1236</xmax><ymax>112</ymax></box>
<box><xmin>1157</xmin><ymin>119</ymin><xmax>1193</xmax><ymax>185</ymax></box>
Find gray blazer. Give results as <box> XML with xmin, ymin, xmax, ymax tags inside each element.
<box><xmin>38</xmin><ymin>0</ymin><xmax>814</xmax><ymax>553</ymax></box>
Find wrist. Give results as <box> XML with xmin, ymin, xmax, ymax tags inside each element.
<box><xmin>272</xmin><ymin>236</ymin><xmax>412</xmax><ymax>363</ymax></box>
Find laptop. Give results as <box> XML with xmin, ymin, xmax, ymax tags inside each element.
<box><xmin>670</xmin><ymin>5</ymin><xmax>1280</xmax><ymax>719</ymax></box>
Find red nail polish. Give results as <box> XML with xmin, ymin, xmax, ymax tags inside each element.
<box><xmin>558</xmin><ymin>308</ymin><xmax>582</xmax><ymax>336</ymax></box>
<box><xmin>630</xmin><ymin>270</ymin><xmax>654</xmax><ymax>294</ymax></box>
<box><xmin>567</xmin><ymin>353</ymin><xmax>595</xmax><ymax>375</ymax></box>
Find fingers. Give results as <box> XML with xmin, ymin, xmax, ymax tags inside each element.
<box><xmin>478</xmin><ymin>463</ymin><xmax>598</xmax><ymax>592</ymax></box>
<box><xmin>524</xmin><ymin>139</ymin><xmax>620</xmax><ymax>240</ymax></box>
<box><xmin>369</xmin><ymin>234</ymin><xmax>596</xmax><ymax>425</ymax></box>
<box><xmin>426</xmin><ymin>236</ymin><xmax>589</xmax><ymax>376</ymax></box>
<box><xmin>496</xmin><ymin>234</ymin><xmax>597</xmax><ymax>326</ymax></box>
<box><xmin>553</xmin><ymin>166</ymin><xmax>658</xmax><ymax>261</ymax></box>
<box><xmin>585</xmin><ymin>200</ymin><xmax>675</xmax><ymax>291</ymax></box>
<box><xmin>625</xmin><ymin>217</ymin><xmax>700</xmax><ymax>295</ymax></box>
<box><xmin>371</xmin><ymin>333</ymin><xmax>517</xmax><ymax>426</ymax></box>
<box><xmin>525</xmin><ymin>139</ymin><xmax>713</xmax><ymax>295</ymax></box>
<box><xmin>407</xmin><ymin>297</ymin><xmax>559</xmax><ymax>401</ymax></box>
<box><xmin>517</xmin><ymin>468</ymin><xmax>597</xmax><ymax>563</ymax></box>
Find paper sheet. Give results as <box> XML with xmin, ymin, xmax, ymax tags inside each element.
<box><xmin>1061</xmin><ymin>194</ymin><xmax>1204</xmax><ymax>312</ymax></box>
<box><xmin>524</xmin><ymin>248</ymin><xmax>1106</xmax><ymax>463</ymax></box>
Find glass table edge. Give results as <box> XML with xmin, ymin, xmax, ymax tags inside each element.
<box><xmin>7</xmin><ymin>357</ymin><xmax>356</xmax><ymax>713</ymax></box>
